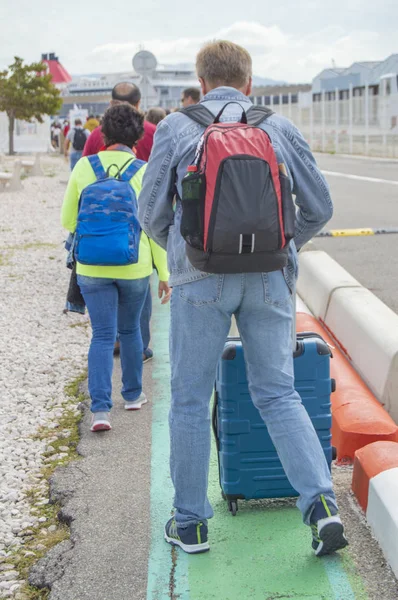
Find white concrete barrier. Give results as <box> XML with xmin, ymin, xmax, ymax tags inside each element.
<box><xmin>298</xmin><ymin>250</ymin><xmax>398</xmax><ymax>423</ymax></box>
<box><xmin>297</xmin><ymin>250</ymin><xmax>361</xmax><ymax>319</ymax></box>
<box><xmin>326</xmin><ymin>286</ymin><xmax>398</xmax><ymax>422</ymax></box>
<box><xmin>367</xmin><ymin>467</ymin><xmax>398</xmax><ymax>578</ymax></box>
<box><xmin>296</xmin><ymin>296</ymin><xmax>312</xmax><ymax>315</ymax></box>
<box><xmin>229</xmin><ymin>316</ymin><xmax>239</xmax><ymax>337</ymax></box>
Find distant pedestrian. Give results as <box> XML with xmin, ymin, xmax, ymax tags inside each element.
<box><xmin>146</xmin><ymin>107</ymin><xmax>167</xmax><ymax>126</ymax></box>
<box><xmin>84</xmin><ymin>115</ymin><xmax>100</xmax><ymax>133</ymax></box>
<box><xmin>180</xmin><ymin>87</ymin><xmax>201</xmax><ymax>108</ymax></box>
<box><xmin>51</xmin><ymin>121</ymin><xmax>62</xmax><ymax>149</ymax></box>
<box><xmin>83</xmin><ymin>82</ymin><xmax>158</xmax><ymax>360</ymax></box>
<box><xmin>61</xmin><ymin>104</ymin><xmax>170</xmax><ymax>433</ymax></box>
<box><xmin>64</xmin><ymin>119</ymin><xmax>90</xmax><ymax>170</ymax></box>
<box><xmin>63</xmin><ymin>120</ymin><xmax>70</xmax><ymax>138</ymax></box>
<box><xmin>82</xmin><ymin>83</ymin><xmax>156</xmax><ymax>161</ymax></box>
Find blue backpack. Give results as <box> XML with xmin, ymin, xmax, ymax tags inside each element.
<box><xmin>75</xmin><ymin>154</ymin><xmax>145</xmax><ymax>266</ymax></box>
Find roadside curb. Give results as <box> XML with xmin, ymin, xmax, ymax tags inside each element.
<box><xmin>352</xmin><ymin>441</ymin><xmax>398</xmax><ymax>579</ymax></box>
<box><xmin>296</xmin><ymin>312</ymin><xmax>398</xmax><ymax>462</ymax></box>
<box><xmin>297</xmin><ymin>250</ymin><xmax>398</xmax><ymax>423</ymax></box>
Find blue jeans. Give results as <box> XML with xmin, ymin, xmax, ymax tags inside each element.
<box><xmin>140</xmin><ymin>284</ymin><xmax>152</xmax><ymax>352</ymax></box>
<box><xmin>114</xmin><ymin>283</ymin><xmax>151</xmax><ymax>350</ymax></box>
<box><xmin>169</xmin><ymin>272</ymin><xmax>337</xmax><ymax>526</ymax></box>
<box><xmin>77</xmin><ymin>275</ymin><xmax>149</xmax><ymax>412</ymax></box>
<box><xmin>70</xmin><ymin>150</ymin><xmax>83</xmax><ymax>170</ymax></box>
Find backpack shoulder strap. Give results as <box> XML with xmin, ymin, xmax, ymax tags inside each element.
<box><xmin>179</xmin><ymin>104</ymin><xmax>215</xmax><ymax>127</ymax></box>
<box><xmin>119</xmin><ymin>158</ymin><xmax>146</xmax><ymax>182</ymax></box>
<box><xmin>87</xmin><ymin>155</ymin><xmax>107</xmax><ymax>180</ymax></box>
<box><xmin>246</xmin><ymin>106</ymin><xmax>274</xmax><ymax>127</ymax></box>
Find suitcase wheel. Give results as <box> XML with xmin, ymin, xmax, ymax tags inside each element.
<box><xmin>332</xmin><ymin>446</ymin><xmax>337</xmax><ymax>461</ymax></box>
<box><xmin>228</xmin><ymin>500</ymin><xmax>238</xmax><ymax>516</ymax></box>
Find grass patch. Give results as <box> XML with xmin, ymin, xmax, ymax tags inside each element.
<box><xmin>3</xmin><ymin>370</ymin><xmax>87</xmax><ymax>599</ymax></box>
<box><xmin>64</xmin><ymin>370</ymin><xmax>87</xmax><ymax>399</ymax></box>
<box><xmin>21</xmin><ymin>585</ymin><xmax>50</xmax><ymax>600</ymax></box>
<box><xmin>0</xmin><ymin>251</ymin><xmax>11</xmax><ymax>266</ymax></box>
<box><xmin>7</xmin><ymin>274</ymin><xmax>23</xmax><ymax>281</ymax></box>
<box><xmin>68</xmin><ymin>321</ymin><xmax>89</xmax><ymax>329</ymax></box>
<box><xmin>1</xmin><ymin>242</ymin><xmax>58</xmax><ymax>252</ymax></box>
<box><xmin>0</xmin><ymin>243</ymin><xmax>58</xmax><ymax>267</ymax></box>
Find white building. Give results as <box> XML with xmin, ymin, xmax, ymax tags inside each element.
<box><xmin>61</xmin><ymin>54</ymin><xmax>199</xmax><ymax>116</ymax></box>
<box><xmin>311</xmin><ymin>54</ymin><xmax>398</xmax><ymax>129</ymax></box>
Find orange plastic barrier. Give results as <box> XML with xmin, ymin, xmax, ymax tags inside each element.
<box><xmin>352</xmin><ymin>441</ymin><xmax>398</xmax><ymax>511</ymax></box>
<box><xmin>296</xmin><ymin>312</ymin><xmax>398</xmax><ymax>463</ymax></box>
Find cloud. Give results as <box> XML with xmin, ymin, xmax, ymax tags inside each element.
<box><xmin>84</xmin><ymin>21</ymin><xmax>395</xmax><ymax>82</ymax></box>
<box><xmin>87</xmin><ymin>22</ymin><xmax>288</xmax><ymax>77</ymax></box>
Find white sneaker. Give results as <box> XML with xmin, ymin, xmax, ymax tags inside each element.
<box><xmin>124</xmin><ymin>393</ymin><xmax>148</xmax><ymax>411</ymax></box>
<box><xmin>90</xmin><ymin>412</ymin><xmax>111</xmax><ymax>432</ymax></box>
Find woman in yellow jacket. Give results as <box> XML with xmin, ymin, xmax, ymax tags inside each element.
<box><xmin>61</xmin><ymin>104</ymin><xmax>170</xmax><ymax>432</ymax></box>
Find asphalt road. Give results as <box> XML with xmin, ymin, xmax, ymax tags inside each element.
<box><xmin>313</xmin><ymin>153</ymin><xmax>398</xmax><ymax>314</ymax></box>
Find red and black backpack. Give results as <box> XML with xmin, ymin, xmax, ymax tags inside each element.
<box><xmin>179</xmin><ymin>103</ymin><xmax>295</xmax><ymax>274</ymax></box>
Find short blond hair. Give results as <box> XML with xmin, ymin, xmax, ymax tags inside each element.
<box><xmin>196</xmin><ymin>40</ymin><xmax>252</xmax><ymax>89</ymax></box>
<box><xmin>146</xmin><ymin>106</ymin><xmax>167</xmax><ymax>125</ymax></box>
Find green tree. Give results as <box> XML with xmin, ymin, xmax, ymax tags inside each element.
<box><xmin>0</xmin><ymin>57</ymin><xmax>62</xmax><ymax>155</ymax></box>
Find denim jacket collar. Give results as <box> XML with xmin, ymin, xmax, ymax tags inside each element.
<box><xmin>201</xmin><ymin>87</ymin><xmax>251</xmax><ymax>103</ymax></box>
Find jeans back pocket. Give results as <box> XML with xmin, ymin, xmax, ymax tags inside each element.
<box><xmin>178</xmin><ymin>275</ymin><xmax>224</xmax><ymax>306</ymax></box>
<box><xmin>262</xmin><ymin>270</ymin><xmax>291</xmax><ymax>306</ymax></box>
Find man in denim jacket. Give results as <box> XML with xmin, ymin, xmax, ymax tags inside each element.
<box><xmin>139</xmin><ymin>41</ymin><xmax>347</xmax><ymax>556</ymax></box>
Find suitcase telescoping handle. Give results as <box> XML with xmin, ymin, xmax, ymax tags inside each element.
<box><xmin>292</xmin><ymin>286</ymin><xmax>297</xmax><ymax>351</ymax></box>
<box><xmin>212</xmin><ymin>393</ymin><xmax>220</xmax><ymax>451</ymax></box>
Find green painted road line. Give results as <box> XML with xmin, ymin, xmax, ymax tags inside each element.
<box><xmin>188</xmin><ymin>438</ymin><xmax>366</xmax><ymax>599</ymax></box>
<box><xmin>147</xmin><ymin>297</ymin><xmax>367</xmax><ymax>599</ymax></box>
<box><xmin>147</xmin><ymin>300</ymin><xmax>190</xmax><ymax>600</ymax></box>
<box><xmin>323</xmin><ymin>556</ymin><xmax>356</xmax><ymax>600</ymax></box>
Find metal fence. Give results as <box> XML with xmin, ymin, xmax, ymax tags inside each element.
<box><xmin>250</xmin><ymin>88</ymin><xmax>398</xmax><ymax>158</ymax></box>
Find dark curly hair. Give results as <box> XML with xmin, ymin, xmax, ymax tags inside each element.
<box><xmin>101</xmin><ymin>104</ymin><xmax>145</xmax><ymax>148</ymax></box>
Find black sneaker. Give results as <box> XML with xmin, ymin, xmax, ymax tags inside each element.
<box><xmin>310</xmin><ymin>495</ymin><xmax>348</xmax><ymax>556</ymax></box>
<box><xmin>143</xmin><ymin>349</ymin><xmax>153</xmax><ymax>363</ymax></box>
<box><xmin>164</xmin><ymin>518</ymin><xmax>209</xmax><ymax>554</ymax></box>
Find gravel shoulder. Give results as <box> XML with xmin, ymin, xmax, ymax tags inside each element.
<box><xmin>0</xmin><ymin>157</ymin><xmax>90</xmax><ymax>598</ymax></box>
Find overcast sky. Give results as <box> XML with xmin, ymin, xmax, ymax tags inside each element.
<box><xmin>0</xmin><ymin>0</ymin><xmax>396</xmax><ymax>82</ymax></box>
